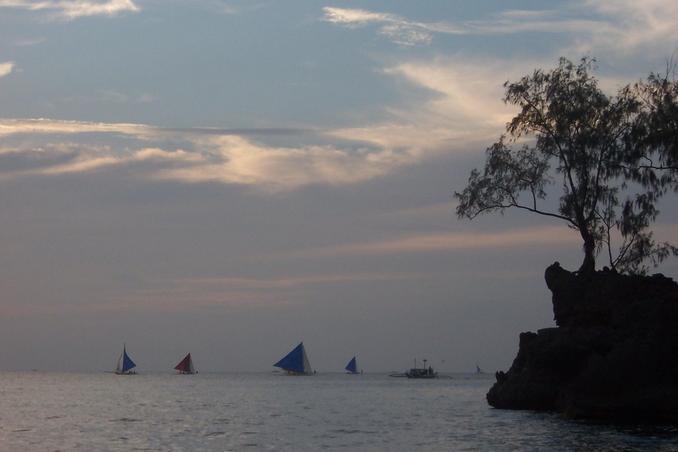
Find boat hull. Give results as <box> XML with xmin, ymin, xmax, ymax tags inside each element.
<box><xmin>405</xmin><ymin>367</ymin><xmax>438</xmax><ymax>379</ymax></box>
<box><xmin>284</xmin><ymin>370</ymin><xmax>313</xmax><ymax>376</ymax></box>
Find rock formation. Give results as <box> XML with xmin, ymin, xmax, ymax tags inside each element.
<box><xmin>487</xmin><ymin>262</ymin><xmax>678</xmax><ymax>422</ymax></box>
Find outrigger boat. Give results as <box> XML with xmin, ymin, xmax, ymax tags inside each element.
<box><xmin>405</xmin><ymin>359</ymin><xmax>437</xmax><ymax>379</ymax></box>
<box><xmin>115</xmin><ymin>345</ymin><xmax>137</xmax><ymax>375</ymax></box>
<box><xmin>174</xmin><ymin>353</ymin><xmax>196</xmax><ymax>374</ymax></box>
<box><xmin>273</xmin><ymin>342</ymin><xmax>314</xmax><ymax>375</ymax></box>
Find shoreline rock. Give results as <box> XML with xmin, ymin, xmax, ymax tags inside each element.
<box><xmin>487</xmin><ymin>262</ymin><xmax>678</xmax><ymax>423</ymax></box>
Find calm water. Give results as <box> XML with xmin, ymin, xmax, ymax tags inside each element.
<box><xmin>1</xmin><ymin>372</ymin><xmax>677</xmax><ymax>451</ymax></box>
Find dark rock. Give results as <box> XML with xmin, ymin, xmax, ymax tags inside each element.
<box><xmin>487</xmin><ymin>263</ymin><xmax>678</xmax><ymax>423</ymax></box>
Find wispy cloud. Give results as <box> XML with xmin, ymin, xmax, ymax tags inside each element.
<box><xmin>0</xmin><ymin>118</ymin><xmax>153</xmax><ymax>138</ymax></box>
<box><xmin>377</xmin><ymin>202</ymin><xmax>456</xmax><ymax>220</ymax></box>
<box><xmin>323</xmin><ymin>1</ymin><xmax>678</xmax><ymax>56</ymax></box>
<box><xmin>98</xmin><ymin>272</ymin><xmax>427</xmax><ymax>312</ymax></box>
<box><xmin>0</xmin><ymin>61</ymin><xmax>15</xmax><ymax>78</ymax></box>
<box><xmin>0</xmin><ymin>119</ymin><xmax>417</xmax><ymax>191</ymax></box>
<box><xmin>13</xmin><ymin>37</ymin><xmax>46</xmax><ymax>47</ymax></box>
<box><xmin>175</xmin><ymin>272</ymin><xmax>425</xmax><ymax>290</ymax></box>
<box><xmin>0</xmin><ymin>0</ymin><xmax>139</xmax><ymax>19</ymax></box>
<box><xmin>322</xmin><ymin>6</ymin><xmax>604</xmax><ymax>46</ymax></box>
<box><xmin>0</xmin><ymin>118</ymin><xmax>309</xmax><ymax>139</ymax></box>
<box><xmin>322</xmin><ymin>6</ymin><xmax>440</xmax><ymax>46</ymax></box>
<box><xmin>153</xmin><ymin>135</ymin><xmax>416</xmax><ymax>191</ymax></box>
<box><xmin>327</xmin><ymin>56</ymin><xmax>527</xmax><ymax>157</ymax></box>
<box><xmin>31</xmin><ymin>147</ymin><xmax>199</xmax><ymax>176</ymax></box>
<box><xmin>272</xmin><ymin>226</ymin><xmax>579</xmax><ymax>260</ymax></box>
<box><xmin>572</xmin><ymin>0</ymin><xmax>678</xmax><ymax>57</ymax></box>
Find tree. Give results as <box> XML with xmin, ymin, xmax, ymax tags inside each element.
<box><xmin>455</xmin><ymin>57</ymin><xmax>677</xmax><ymax>274</ymax></box>
<box><xmin>627</xmin><ymin>65</ymin><xmax>678</xmax><ymax>187</ymax></box>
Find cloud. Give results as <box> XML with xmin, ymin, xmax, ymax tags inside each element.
<box><xmin>0</xmin><ymin>53</ymin><xmax>624</xmax><ymax>192</ymax></box>
<box><xmin>12</xmin><ymin>37</ymin><xmax>46</xmax><ymax>47</ymax></box>
<box><xmin>322</xmin><ymin>7</ymin><xmax>394</xmax><ymax>26</ymax></box>
<box><xmin>572</xmin><ymin>0</ymin><xmax>678</xmax><ymax>57</ymax></box>
<box><xmin>174</xmin><ymin>272</ymin><xmax>425</xmax><ymax>290</ymax></box>
<box><xmin>322</xmin><ymin>6</ymin><xmax>438</xmax><ymax>46</ymax></box>
<box><xmin>0</xmin><ymin>118</ymin><xmax>153</xmax><ymax>138</ymax></box>
<box><xmin>30</xmin><ymin>147</ymin><xmax>199</xmax><ymax>176</ymax></box>
<box><xmin>377</xmin><ymin>202</ymin><xmax>456</xmax><ymax>220</ymax></box>
<box><xmin>327</xmin><ymin>56</ymin><xmax>528</xmax><ymax>158</ymax></box>
<box><xmin>272</xmin><ymin>225</ymin><xmax>579</xmax><ymax>259</ymax></box>
<box><xmin>0</xmin><ymin>119</ymin><xmax>417</xmax><ymax>190</ymax></box>
<box><xmin>0</xmin><ymin>143</ymin><xmax>202</xmax><ymax>181</ymax></box>
<box><xmin>0</xmin><ymin>0</ymin><xmax>139</xmax><ymax>19</ymax></box>
<box><xmin>151</xmin><ymin>135</ymin><xmax>414</xmax><ymax>191</ymax></box>
<box><xmin>322</xmin><ymin>6</ymin><xmax>604</xmax><ymax>46</ymax></box>
<box><xmin>0</xmin><ymin>61</ymin><xmax>15</xmax><ymax>78</ymax></box>
<box><xmin>0</xmin><ymin>54</ymin><xmax>532</xmax><ymax>192</ymax></box>
<box><xmin>323</xmin><ymin>1</ymin><xmax>678</xmax><ymax>56</ymax></box>
<box><xmin>0</xmin><ymin>118</ymin><xmax>310</xmax><ymax>139</ymax></box>
<box><xmin>88</xmin><ymin>272</ymin><xmax>428</xmax><ymax>312</ymax></box>
<box><xmin>320</xmin><ymin>2</ymin><xmax>678</xmax><ymax>156</ymax></box>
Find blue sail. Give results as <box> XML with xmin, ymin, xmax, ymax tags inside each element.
<box><xmin>122</xmin><ymin>347</ymin><xmax>136</xmax><ymax>372</ymax></box>
<box><xmin>273</xmin><ymin>342</ymin><xmax>309</xmax><ymax>374</ymax></box>
<box><xmin>345</xmin><ymin>356</ymin><xmax>358</xmax><ymax>374</ymax></box>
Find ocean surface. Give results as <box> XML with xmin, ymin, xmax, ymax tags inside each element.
<box><xmin>1</xmin><ymin>371</ymin><xmax>677</xmax><ymax>451</ymax></box>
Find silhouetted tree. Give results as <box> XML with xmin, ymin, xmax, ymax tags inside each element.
<box><xmin>455</xmin><ymin>57</ymin><xmax>677</xmax><ymax>274</ymax></box>
<box><xmin>628</xmin><ymin>65</ymin><xmax>678</xmax><ymax>187</ymax></box>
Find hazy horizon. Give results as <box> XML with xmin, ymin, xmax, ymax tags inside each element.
<box><xmin>1</xmin><ymin>0</ymin><xmax>677</xmax><ymax>373</ymax></box>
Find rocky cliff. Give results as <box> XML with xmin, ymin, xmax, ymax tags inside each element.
<box><xmin>487</xmin><ymin>262</ymin><xmax>678</xmax><ymax>422</ymax></box>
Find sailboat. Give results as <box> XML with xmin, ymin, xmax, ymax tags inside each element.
<box><xmin>174</xmin><ymin>353</ymin><xmax>196</xmax><ymax>374</ymax></box>
<box><xmin>273</xmin><ymin>342</ymin><xmax>313</xmax><ymax>375</ymax></box>
<box><xmin>345</xmin><ymin>356</ymin><xmax>360</xmax><ymax>374</ymax></box>
<box><xmin>115</xmin><ymin>345</ymin><xmax>137</xmax><ymax>375</ymax></box>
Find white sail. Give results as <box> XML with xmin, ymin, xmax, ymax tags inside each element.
<box><xmin>302</xmin><ymin>346</ymin><xmax>312</xmax><ymax>374</ymax></box>
<box><xmin>115</xmin><ymin>353</ymin><xmax>123</xmax><ymax>373</ymax></box>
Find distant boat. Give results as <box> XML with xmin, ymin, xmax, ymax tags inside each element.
<box><xmin>273</xmin><ymin>342</ymin><xmax>313</xmax><ymax>375</ymax></box>
<box><xmin>174</xmin><ymin>353</ymin><xmax>196</xmax><ymax>374</ymax></box>
<box><xmin>405</xmin><ymin>358</ymin><xmax>437</xmax><ymax>379</ymax></box>
<box><xmin>345</xmin><ymin>356</ymin><xmax>361</xmax><ymax>374</ymax></box>
<box><xmin>115</xmin><ymin>345</ymin><xmax>137</xmax><ymax>375</ymax></box>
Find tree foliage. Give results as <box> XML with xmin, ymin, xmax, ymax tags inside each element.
<box><xmin>455</xmin><ymin>57</ymin><xmax>677</xmax><ymax>274</ymax></box>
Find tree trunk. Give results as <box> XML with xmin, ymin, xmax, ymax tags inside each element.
<box><xmin>579</xmin><ymin>232</ymin><xmax>596</xmax><ymax>274</ymax></box>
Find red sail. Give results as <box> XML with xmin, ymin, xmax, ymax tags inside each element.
<box><xmin>174</xmin><ymin>353</ymin><xmax>192</xmax><ymax>372</ymax></box>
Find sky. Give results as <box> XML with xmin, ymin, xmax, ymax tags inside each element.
<box><xmin>0</xmin><ymin>0</ymin><xmax>677</xmax><ymax>373</ymax></box>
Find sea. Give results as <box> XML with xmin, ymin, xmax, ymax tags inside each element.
<box><xmin>1</xmin><ymin>372</ymin><xmax>677</xmax><ymax>451</ymax></box>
